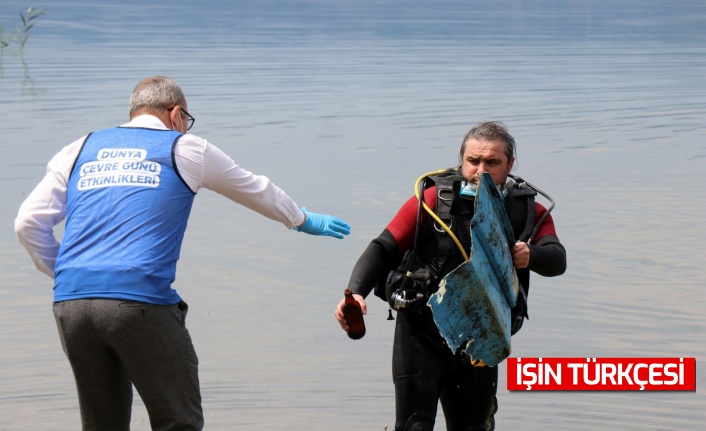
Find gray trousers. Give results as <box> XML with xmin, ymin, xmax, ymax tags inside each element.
<box><xmin>53</xmin><ymin>298</ymin><xmax>203</xmax><ymax>431</ymax></box>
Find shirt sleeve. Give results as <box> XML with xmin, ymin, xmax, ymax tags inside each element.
<box><xmin>173</xmin><ymin>135</ymin><xmax>305</xmax><ymax>229</ymax></box>
<box><xmin>14</xmin><ymin>137</ymin><xmax>85</xmax><ymax>278</ymax></box>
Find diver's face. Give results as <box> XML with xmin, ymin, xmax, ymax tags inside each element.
<box><xmin>460</xmin><ymin>138</ymin><xmax>514</xmax><ymax>186</ymax></box>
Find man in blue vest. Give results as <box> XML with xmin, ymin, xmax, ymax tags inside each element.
<box><xmin>15</xmin><ymin>75</ymin><xmax>350</xmax><ymax>431</ymax></box>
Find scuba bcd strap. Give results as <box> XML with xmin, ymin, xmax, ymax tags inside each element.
<box><xmin>504</xmin><ymin>174</ymin><xmax>557</xmax><ymax>333</ymax></box>
<box><xmin>382</xmin><ymin>168</ymin><xmax>469</xmax><ymax>318</ymax></box>
<box><xmin>426</xmin><ymin>169</ymin><xmax>470</xmax><ymax>261</ymax></box>
<box><xmin>383</xmin><ymin>173</ymin><xmax>433</xmax><ymax>316</ymax></box>
<box><xmin>507</xmin><ymin>174</ymin><xmax>555</xmax><ymax>244</ymax></box>
<box><xmin>381</xmin><ymin>168</ymin><xmax>555</xmax><ymax>333</ymax></box>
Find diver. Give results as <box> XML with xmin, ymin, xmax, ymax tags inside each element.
<box><xmin>334</xmin><ymin>121</ymin><xmax>566</xmax><ymax>430</ymax></box>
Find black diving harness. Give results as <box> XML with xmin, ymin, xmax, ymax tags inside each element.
<box><xmin>384</xmin><ymin>169</ymin><xmax>555</xmax><ymax>320</ymax></box>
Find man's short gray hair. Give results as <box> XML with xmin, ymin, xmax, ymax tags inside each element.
<box><xmin>129</xmin><ymin>76</ymin><xmax>187</xmax><ymax>116</ymax></box>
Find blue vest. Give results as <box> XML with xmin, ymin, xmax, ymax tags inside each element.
<box><xmin>54</xmin><ymin>127</ymin><xmax>196</xmax><ymax>304</ymax></box>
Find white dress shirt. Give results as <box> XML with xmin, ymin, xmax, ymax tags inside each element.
<box><xmin>15</xmin><ymin>114</ymin><xmax>306</xmax><ymax>278</ymax></box>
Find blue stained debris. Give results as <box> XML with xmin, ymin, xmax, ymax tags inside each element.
<box><xmin>427</xmin><ymin>172</ymin><xmax>519</xmax><ymax>367</ymax></box>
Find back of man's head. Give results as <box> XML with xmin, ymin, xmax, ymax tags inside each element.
<box><xmin>129</xmin><ymin>76</ymin><xmax>187</xmax><ymax>117</ymax></box>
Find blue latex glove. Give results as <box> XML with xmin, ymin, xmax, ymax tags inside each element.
<box><xmin>294</xmin><ymin>207</ymin><xmax>351</xmax><ymax>239</ymax></box>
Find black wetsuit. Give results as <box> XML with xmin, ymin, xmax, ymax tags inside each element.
<box><xmin>347</xmin><ymin>182</ymin><xmax>566</xmax><ymax>431</ymax></box>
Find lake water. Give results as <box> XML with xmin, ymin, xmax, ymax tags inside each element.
<box><xmin>1</xmin><ymin>0</ymin><xmax>704</xmax><ymax>430</ymax></box>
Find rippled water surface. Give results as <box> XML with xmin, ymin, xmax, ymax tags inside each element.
<box><xmin>1</xmin><ymin>1</ymin><xmax>704</xmax><ymax>430</ymax></box>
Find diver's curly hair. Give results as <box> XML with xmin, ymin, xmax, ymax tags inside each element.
<box><xmin>458</xmin><ymin>121</ymin><xmax>516</xmax><ymax>165</ymax></box>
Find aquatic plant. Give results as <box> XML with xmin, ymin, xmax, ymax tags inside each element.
<box><xmin>0</xmin><ymin>4</ymin><xmax>45</xmax><ymax>53</ymax></box>
<box><xmin>15</xmin><ymin>5</ymin><xmax>46</xmax><ymax>52</ymax></box>
<box><xmin>0</xmin><ymin>28</ymin><xmax>9</xmax><ymax>49</ymax></box>
<box><xmin>1</xmin><ymin>4</ymin><xmax>45</xmax><ymax>87</ymax></box>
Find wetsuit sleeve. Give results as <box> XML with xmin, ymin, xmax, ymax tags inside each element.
<box><xmin>528</xmin><ymin>235</ymin><xmax>566</xmax><ymax>276</ymax></box>
<box><xmin>386</xmin><ymin>187</ymin><xmax>437</xmax><ymax>252</ymax></box>
<box><xmin>347</xmin><ymin>187</ymin><xmax>436</xmax><ymax>298</ymax></box>
<box><xmin>347</xmin><ymin>229</ymin><xmax>400</xmax><ymax>298</ymax></box>
<box><xmin>527</xmin><ymin>203</ymin><xmax>566</xmax><ymax>276</ymax></box>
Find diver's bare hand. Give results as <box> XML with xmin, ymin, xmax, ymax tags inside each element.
<box><xmin>512</xmin><ymin>241</ymin><xmax>530</xmax><ymax>269</ymax></box>
<box><xmin>334</xmin><ymin>293</ymin><xmax>367</xmax><ymax>331</ymax></box>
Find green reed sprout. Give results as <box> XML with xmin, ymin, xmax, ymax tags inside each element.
<box><xmin>0</xmin><ymin>5</ymin><xmax>45</xmax><ymax>53</ymax></box>
<box><xmin>0</xmin><ymin>28</ymin><xmax>9</xmax><ymax>49</ymax></box>
<box><xmin>17</xmin><ymin>5</ymin><xmax>46</xmax><ymax>51</ymax></box>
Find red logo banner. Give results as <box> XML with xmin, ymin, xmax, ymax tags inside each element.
<box><xmin>507</xmin><ymin>357</ymin><xmax>696</xmax><ymax>391</ymax></box>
